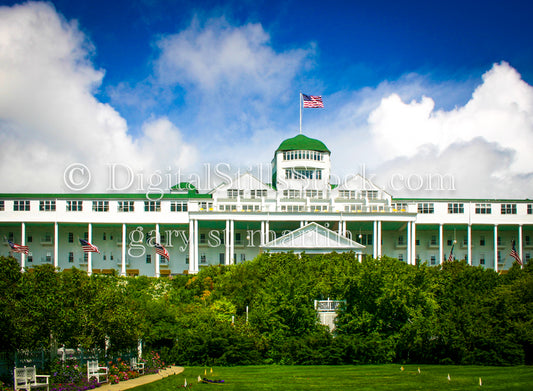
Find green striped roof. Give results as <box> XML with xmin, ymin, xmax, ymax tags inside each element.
<box><xmin>276</xmin><ymin>134</ymin><xmax>330</xmax><ymax>153</ymax></box>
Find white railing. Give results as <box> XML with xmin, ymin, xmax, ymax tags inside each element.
<box><xmin>314</xmin><ymin>299</ymin><xmax>344</xmax><ymax>313</ymax></box>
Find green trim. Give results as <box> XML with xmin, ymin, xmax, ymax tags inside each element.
<box><xmin>393</xmin><ymin>198</ymin><xmax>532</xmax><ymax>203</ymax></box>
<box><xmin>276</xmin><ymin>134</ymin><xmax>330</xmax><ymax>153</ymax></box>
<box><xmin>0</xmin><ymin>193</ymin><xmax>212</xmax><ymax>200</ymax></box>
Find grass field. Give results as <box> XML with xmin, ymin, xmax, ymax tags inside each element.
<box><xmin>130</xmin><ymin>364</ymin><xmax>533</xmax><ymax>390</ymax></box>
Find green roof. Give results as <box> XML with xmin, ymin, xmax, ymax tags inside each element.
<box><xmin>276</xmin><ymin>134</ymin><xmax>330</xmax><ymax>153</ymax></box>
<box><xmin>170</xmin><ymin>182</ymin><xmax>197</xmax><ymax>191</ymax></box>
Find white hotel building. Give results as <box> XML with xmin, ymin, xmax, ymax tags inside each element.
<box><xmin>1</xmin><ymin>134</ymin><xmax>532</xmax><ymax>276</ymax></box>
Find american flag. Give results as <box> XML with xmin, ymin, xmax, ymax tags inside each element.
<box><xmin>8</xmin><ymin>240</ymin><xmax>29</xmax><ymax>255</ymax></box>
<box><xmin>154</xmin><ymin>242</ymin><xmax>169</xmax><ymax>260</ymax></box>
<box><xmin>79</xmin><ymin>238</ymin><xmax>100</xmax><ymax>253</ymax></box>
<box><xmin>447</xmin><ymin>243</ymin><xmax>455</xmax><ymax>262</ymax></box>
<box><xmin>510</xmin><ymin>240</ymin><xmax>522</xmax><ymax>265</ymax></box>
<box><xmin>302</xmin><ymin>94</ymin><xmax>324</xmax><ymax>108</ymax></box>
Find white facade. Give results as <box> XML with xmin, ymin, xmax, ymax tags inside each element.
<box><xmin>1</xmin><ymin>134</ymin><xmax>532</xmax><ymax>276</ymax></box>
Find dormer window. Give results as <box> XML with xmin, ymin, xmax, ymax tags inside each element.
<box><xmin>227</xmin><ymin>189</ymin><xmax>243</xmax><ymax>199</ymax></box>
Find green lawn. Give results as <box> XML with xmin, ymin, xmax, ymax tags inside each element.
<box><xmin>131</xmin><ymin>365</ymin><xmax>533</xmax><ymax>391</ymax></box>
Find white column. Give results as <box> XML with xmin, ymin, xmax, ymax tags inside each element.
<box><xmin>260</xmin><ymin>221</ymin><xmax>265</xmax><ymax>246</ymax></box>
<box><xmin>121</xmin><ymin>224</ymin><xmax>127</xmax><ymax>276</ymax></box>
<box><xmin>439</xmin><ymin>224</ymin><xmax>443</xmax><ymax>265</ymax></box>
<box><xmin>357</xmin><ymin>253</ymin><xmax>362</xmax><ymax>262</ymax></box>
<box><xmin>300</xmin><ymin>221</ymin><xmax>305</xmax><ymax>228</ymax></box>
<box><xmin>155</xmin><ymin>224</ymin><xmax>160</xmax><ymax>277</ymax></box>
<box><xmin>225</xmin><ymin>220</ymin><xmax>230</xmax><ymax>265</ymax></box>
<box><xmin>373</xmin><ymin>221</ymin><xmax>378</xmax><ymax>259</ymax></box>
<box><xmin>411</xmin><ymin>222</ymin><xmax>417</xmax><ymax>265</ymax></box>
<box><xmin>467</xmin><ymin>224</ymin><xmax>472</xmax><ymax>266</ymax></box>
<box><xmin>54</xmin><ymin>222</ymin><xmax>59</xmax><ymax>269</ymax></box>
<box><xmin>494</xmin><ymin>224</ymin><xmax>499</xmax><ymax>272</ymax></box>
<box><xmin>194</xmin><ymin>220</ymin><xmax>199</xmax><ymax>271</ymax></box>
<box><xmin>518</xmin><ymin>224</ymin><xmax>523</xmax><ymax>269</ymax></box>
<box><xmin>230</xmin><ymin>220</ymin><xmax>235</xmax><ymax>265</ymax></box>
<box><xmin>377</xmin><ymin>221</ymin><xmax>382</xmax><ymax>258</ymax></box>
<box><xmin>20</xmin><ymin>222</ymin><xmax>26</xmax><ymax>271</ymax></box>
<box><xmin>188</xmin><ymin>220</ymin><xmax>195</xmax><ymax>273</ymax></box>
<box><xmin>265</xmin><ymin>221</ymin><xmax>270</xmax><ymax>243</ymax></box>
<box><xmin>87</xmin><ymin>223</ymin><xmax>93</xmax><ymax>276</ymax></box>
<box><xmin>407</xmin><ymin>221</ymin><xmax>411</xmax><ymax>264</ymax></box>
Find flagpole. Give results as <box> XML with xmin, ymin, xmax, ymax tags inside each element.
<box><xmin>299</xmin><ymin>92</ymin><xmax>302</xmax><ymax>134</ymax></box>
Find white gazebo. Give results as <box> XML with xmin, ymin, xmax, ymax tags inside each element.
<box><xmin>261</xmin><ymin>222</ymin><xmax>365</xmax><ymax>260</ymax></box>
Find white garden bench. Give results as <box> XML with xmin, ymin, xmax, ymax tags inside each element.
<box><xmin>14</xmin><ymin>366</ymin><xmax>50</xmax><ymax>391</ymax></box>
<box><xmin>86</xmin><ymin>360</ymin><xmax>108</xmax><ymax>383</ymax></box>
<box><xmin>130</xmin><ymin>357</ymin><xmax>145</xmax><ymax>374</ymax></box>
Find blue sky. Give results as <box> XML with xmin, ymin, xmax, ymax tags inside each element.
<box><xmin>0</xmin><ymin>0</ymin><xmax>532</xmax><ymax>197</ymax></box>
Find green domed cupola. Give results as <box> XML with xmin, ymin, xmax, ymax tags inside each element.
<box><xmin>276</xmin><ymin>134</ymin><xmax>330</xmax><ymax>153</ymax></box>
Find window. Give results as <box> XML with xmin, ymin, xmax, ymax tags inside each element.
<box><xmin>282</xmin><ymin>205</ymin><xmax>304</xmax><ymax>212</ymax></box>
<box><xmin>528</xmin><ymin>204</ymin><xmax>533</xmax><ymax>215</ymax></box>
<box><xmin>392</xmin><ymin>203</ymin><xmax>408</xmax><ymax>212</ymax></box>
<box><xmin>8</xmin><ymin>232</ymin><xmax>14</xmax><ymax>241</ymax></box>
<box><xmin>398</xmin><ymin>254</ymin><xmax>404</xmax><ymax>262</ymax></box>
<box><xmin>170</xmin><ymin>201</ymin><xmax>187</xmax><ymax>212</ymax></box>
<box><xmin>250</xmin><ymin>190</ymin><xmax>267</xmax><ymax>199</ymax></box>
<box><xmin>227</xmin><ymin>189</ymin><xmax>243</xmax><ymax>198</ymax></box>
<box><xmin>359</xmin><ymin>234</ymin><xmax>373</xmax><ymax>245</ymax></box>
<box><xmin>282</xmin><ymin>150</ymin><xmax>323</xmax><ymax>161</ymax></box>
<box><xmin>39</xmin><ymin>200</ymin><xmax>56</xmax><ymax>211</ymax></box>
<box><xmin>283</xmin><ymin>190</ymin><xmax>301</xmax><ymax>199</ymax></box>
<box><xmin>430</xmin><ymin>255</ymin><xmax>436</xmax><ymax>265</ymax></box>
<box><xmin>92</xmin><ymin>201</ymin><xmax>109</xmax><ymax>212</ymax></box>
<box><xmin>501</xmin><ymin>203</ymin><xmax>517</xmax><ymax>214</ymax></box>
<box><xmin>0</xmin><ymin>201</ymin><xmax>4</xmax><ymax>211</ymax></box>
<box><xmin>339</xmin><ymin>190</ymin><xmax>356</xmax><ymax>199</ymax></box>
<box><xmin>68</xmin><ymin>232</ymin><xmax>73</xmax><ymax>243</ymax></box>
<box><xmin>430</xmin><ymin>235</ymin><xmax>437</xmax><ymax>246</ymax></box>
<box><xmin>185</xmin><ymin>255</ymin><xmax>189</xmax><ymax>265</ymax></box>
<box><xmin>525</xmin><ymin>253</ymin><xmax>531</xmax><ymax>264</ymax></box>
<box><xmin>240</xmin><ymin>253</ymin><xmax>246</xmax><ymax>262</ymax></box>
<box><xmin>42</xmin><ymin>233</ymin><xmax>52</xmax><ymax>243</ymax></box>
<box><xmin>27</xmin><ymin>254</ymin><xmax>33</xmax><ymax>263</ymax></box>
<box><xmin>526</xmin><ymin>236</ymin><xmax>531</xmax><ymax>246</ymax></box>
<box><xmin>200</xmin><ymin>254</ymin><xmax>207</xmax><ymax>264</ymax></box>
<box><xmin>447</xmin><ymin>239</ymin><xmax>453</xmax><ymax>246</ymax></box>
<box><xmin>102</xmin><ymin>232</ymin><xmax>107</xmax><ymax>241</ymax></box>
<box><xmin>480</xmin><ymin>236</ymin><xmax>485</xmax><ymax>246</ymax></box>
<box><xmin>305</xmin><ymin>190</ymin><xmax>323</xmax><ymax>198</ymax></box>
<box><xmin>118</xmin><ymin>201</ymin><xmax>134</xmax><ymax>212</ymax></box>
<box><xmin>497</xmin><ymin>236</ymin><xmax>502</xmax><ymax>246</ymax></box>
<box><xmin>14</xmin><ymin>200</ymin><xmax>30</xmax><ymax>211</ymax></box>
<box><xmin>146</xmin><ymin>254</ymin><xmax>152</xmax><ymax>264</ymax></box>
<box><xmin>285</xmin><ymin>169</ymin><xmax>322</xmax><ymax>180</ymax></box>
<box><xmin>198</xmin><ymin>202</ymin><xmax>212</xmax><ymax>211</ymax></box>
<box><xmin>418</xmin><ymin>203</ymin><xmax>434</xmax><ymax>214</ymax></box>
<box><xmin>83</xmin><ymin>253</ymin><xmax>88</xmax><ymax>263</ymax></box>
<box><xmin>448</xmin><ymin>203</ymin><xmax>464</xmax><ymax>214</ymax></box>
<box><xmin>480</xmin><ymin>254</ymin><xmax>485</xmax><ymax>265</ymax></box>
<box><xmin>66</xmin><ymin>200</ymin><xmax>82</xmax><ymax>211</ymax></box>
<box><xmin>68</xmin><ymin>252</ymin><xmax>74</xmax><ymax>263</ymax></box>
<box><xmin>361</xmin><ymin>190</ymin><xmax>378</xmax><ymax>200</ymax></box>
<box><xmin>27</xmin><ymin>236</ymin><xmax>32</xmax><ymax>243</ymax></box>
<box><xmin>475</xmin><ymin>203</ymin><xmax>491</xmax><ymax>214</ymax></box>
<box><xmin>199</xmin><ymin>233</ymin><xmax>207</xmax><ymax>244</ymax></box>
<box><xmin>397</xmin><ymin>236</ymin><xmax>405</xmax><ymax>246</ymax></box>
<box><xmin>144</xmin><ymin>201</ymin><xmax>161</xmax><ymax>212</ymax></box>
<box><xmin>242</xmin><ymin>204</ymin><xmax>259</xmax><ymax>211</ymax></box>
<box><xmin>235</xmin><ymin>233</ymin><xmax>242</xmax><ymax>245</ymax></box>
<box><xmin>45</xmin><ymin>252</ymin><xmax>52</xmax><ymax>263</ymax></box>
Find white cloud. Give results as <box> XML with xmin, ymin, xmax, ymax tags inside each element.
<box><xmin>0</xmin><ymin>2</ymin><xmax>197</xmax><ymax>192</ymax></box>
<box><xmin>322</xmin><ymin>62</ymin><xmax>533</xmax><ymax>198</ymax></box>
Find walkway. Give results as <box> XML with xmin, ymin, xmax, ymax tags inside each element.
<box><xmin>98</xmin><ymin>366</ymin><xmax>184</xmax><ymax>391</ymax></box>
